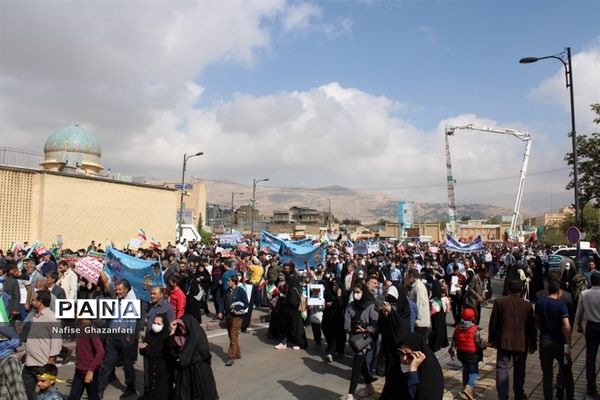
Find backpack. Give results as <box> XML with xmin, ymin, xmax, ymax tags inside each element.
<box><xmin>294</xmin><ymin>287</ymin><xmax>307</xmax><ymax>318</ymax></box>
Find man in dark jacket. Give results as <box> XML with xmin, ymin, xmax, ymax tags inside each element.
<box><xmin>488</xmin><ymin>280</ymin><xmax>537</xmax><ymax>400</ymax></box>
<box><xmin>0</xmin><ymin>263</ymin><xmax>20</xmax><ymax>320</ymax></box>
<box><xmin>218</xmin><ymin>274</ymin><xmax>248</xmax><ymax>367</ymax></box>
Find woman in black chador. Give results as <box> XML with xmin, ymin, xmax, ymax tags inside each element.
<box><xmin>168</xmin><ymin>315</ymin><xmax>219</xmax><ymax>400</ymax></box>
<box><xmin>139</xmin><ymin>313</ymin><xmax>172</xmax><ymax>400</ymax></box>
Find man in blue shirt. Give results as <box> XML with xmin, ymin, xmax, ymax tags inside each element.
<box><xmin>535</xmin><ymin>280</ymin><xmax>574</xmax><ymax>400</ymax></box>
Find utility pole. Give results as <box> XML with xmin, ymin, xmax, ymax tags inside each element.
<box><xmin>250</xmin><ymin>178</ymin><xmax>269</xmax><ymax>239</ymax></box>
<box><xmin>178</xmin><ymin>152</ymin><xmax>203</xmax><ymax>239</ymax></box>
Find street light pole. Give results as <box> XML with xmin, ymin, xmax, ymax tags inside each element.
<box><xmin>231</xmin><ymin>192</ymin><xmax>244</xmax><ymax>230</ymax></box>
<box><xmin>178</xmin><ymin>152</ymin><xmax>203</xmax><ymax>240</ymax></box>
<box><xmin>250</xmin><ymin>178</ymin><xmax>269</xmax><ymax>239</ymax></box>
<box><xmin>520</xmin><ymin>47</ymin><xmax>581</xmax><ymax>273</ymax></box>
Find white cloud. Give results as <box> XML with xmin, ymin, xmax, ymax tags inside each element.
<box><xmin>282</xmin><ymin>3</ymin><xmax>322</xmax><ymax>32</ymax></box>
<box><xmin>417</xmin><ymin>26</ymin><xmax>437</xmax><ymax>43</ymax></box>
<box><xmin>280</xmin><ymin>2</ymin><xmax>352</xmax><ymax>38</ymax></box>
<box><xmin>0</xmin><ymin>1</ymin><xmax>573</xmax><ymax>213</ymax></box>
<box><xmin>529</xmin><ymin>47</ymin><xmax>600</xmax><ymax>135</ymax></box>
<box><xmin>109</xmin><ymin>81</ymin><xmax>567</xmax><ymax>212</ymax></box>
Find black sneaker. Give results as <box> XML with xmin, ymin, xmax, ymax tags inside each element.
<box><xmin>120</xmin><ymin>387</ymin><xmax>137</xmax><ymax>398</ymax></box>
<box><xmin>225</xmin><ymin>359</ymin><xmax>234</xmax><ymax>366</ymax></box>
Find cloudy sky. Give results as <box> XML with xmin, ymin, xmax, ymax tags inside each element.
<box><xmin>1</xmin><ymin>0</ymin><xmax>599</xmax><ymax>214</ymax></box>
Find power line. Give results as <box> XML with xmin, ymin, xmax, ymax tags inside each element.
<box><xmin>219</xmin><ymin>167</ymin><xmax>569</xmax><ymax>193</ymax></box>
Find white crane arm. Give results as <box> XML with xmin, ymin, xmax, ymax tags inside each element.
<box><xmin>446</xmin><ymin>124</ymin><xmax>531</xmax><ymax>142</ymax></box>
<box><xmin>444</xmin><ymin>123</ymin><xmax>533</xmax><ymax>242</ymax></box>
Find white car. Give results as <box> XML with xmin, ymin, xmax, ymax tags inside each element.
<box><xmin>552</xmin><ymin>246</ymin><xmax>598</xmax><ymax>273</ymax></box>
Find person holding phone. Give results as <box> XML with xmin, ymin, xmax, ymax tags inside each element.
<box><xmin>397</xmin><ymin>333</ymin><xmax>444</xmax><ymax>400</ymax></box>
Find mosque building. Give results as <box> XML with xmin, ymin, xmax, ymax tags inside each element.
<box><xmin>0</xmin><ymin>124</ymin><xmax>206</xmax><ymax>250</ymax></box>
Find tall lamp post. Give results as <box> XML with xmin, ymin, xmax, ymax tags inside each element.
<box><xmin>519</xmin><ymin>47</ymin><xmax>581</xmax><ymax>272</ymax></box>
<box><xmin>250</xmin><ymin>178</ymin><xmax>269</xmax><ymax>239</ymax></box>
<box><xmin>178</xmin><ymin>152</ymin><xmax>204</xmax><ymax>240</ymax></box>
<box><xmin>231</xmin><ymin>192</ymin><xmax>244</xmax><ymax>230</ymax></box>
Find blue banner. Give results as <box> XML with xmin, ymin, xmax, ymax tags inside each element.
<box><xmin>260</xmin><ymin>232</ymin><xmax>324</xmax><ymax>270</ymax></box>
<box><xmin>445</xmin><ymin>234</ymin><xmax>484</xmax><ymax>253</ymax></box>
<box><xmin>280</xmin><ymin>243</ymin><xmax>326</xmax><ymax>270</ymax></box>
<box><xmin>259</xmin><ymin>232</ymin><xmax>313</xmax><ymax>253</ymax></box>
<box><xmin>105</xmin><ymin>247</ymin><xmax>164</xmax><ymax>302</ymax></box>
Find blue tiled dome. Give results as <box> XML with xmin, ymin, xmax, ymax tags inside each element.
<box><xmin>44</xmin><ymin>124</ymin><xmax>101</xmax><ymax>157</ymax></box>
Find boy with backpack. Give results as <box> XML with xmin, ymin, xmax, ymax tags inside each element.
<box><xmin>449</xmin><ymin>308</ymin><xmax>486</xmax><ymax>400</ymax></box>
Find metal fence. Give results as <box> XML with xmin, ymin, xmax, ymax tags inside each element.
<box><xmin>0</xmin><ymin>147</ymin><xmax>44</xmax><ymax>169</ymax></box>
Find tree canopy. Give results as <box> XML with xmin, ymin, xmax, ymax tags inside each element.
<box><xmin>564</xmin><ymin>103</ymin><xmax>600</xmax><ymax>208</ymax></box>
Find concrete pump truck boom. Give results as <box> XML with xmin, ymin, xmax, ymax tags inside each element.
<box><xmin>444</xmin><ymin>124</ymin><xmax>532</xmax><ymax>242</ymax></box>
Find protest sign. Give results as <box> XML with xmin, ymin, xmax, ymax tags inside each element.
<box><xmin>74</xmin><ymin>257</ymin><xmax>103</xmax><ymax>284</ymax></box>
<box><xmin>307</xmin><ymin>284</ymin><xmax>325</xmax><ymax>306</ymax></box>
<box><xmin>128</xmin><ymin>238</ymin><xmax>143</xmax><ymax>251</ymax></box>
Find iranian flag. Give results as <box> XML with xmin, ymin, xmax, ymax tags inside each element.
<box><xmin>150</xmin><ymin>237</ymin><xmax>160</xmax><ymax>249</ymax></box>
<box><xmin>8</xmin><ymin>242</ymin><xmax>22</xmax><ymax>253</ymax></box>
<box><xmin>138</xmin><ymin>228</ymin><xmax>147</xmax><ymax>242</ymax></box>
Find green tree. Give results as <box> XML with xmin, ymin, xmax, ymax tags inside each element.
<box><xmin>564</xmin><ymin>103</ymin><xmax>600</xmax><ymax>208</ymax></box>
<box><xmin>559</xmin><ymin>204</ymin><xmax>600</xmax><ymax>245</ymax></box>
<box><xmin>196</xmin><ymin>213</ymin><xmax>212</xmax><ymax>244</ymax></box>
<box><xmin>341</xmin><ymin>218</ymin><xmax>362</xmax><ymax>226</ymax></box>
<box><xmin>197</xmin><ymin>212</ymin><xmax>203</xmax><ymax>233</ymax></box>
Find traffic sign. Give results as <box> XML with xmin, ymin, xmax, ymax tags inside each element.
<box><xmin>566</xmin><ymin>226</ymin><xmax>581</xmax><ymax>245</ymax></box>
<box><xmin>174</xmin><ymin>183</ymin><xmax>193</xmax><ymax>191</ymax></box>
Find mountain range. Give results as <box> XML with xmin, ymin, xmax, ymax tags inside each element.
<box><xmin>204</xmin><ymin>180</ymin><xmax>514</xmax><ymax>224</ymax></box>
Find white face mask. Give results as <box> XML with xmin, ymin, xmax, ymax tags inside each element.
<box><xmin>353</xmin><ymin>292</ymin><xmax>362</xmax><ymax>301</ymax></box>
<box><xmin>400</xmin><ymin>363</ymin><xmax>411</xmax><ymax>373</ymax></box>
<box><xmin>151</xmin><ymin>324</ymin><xmax>163</xmax><ymax>333</ymax></box>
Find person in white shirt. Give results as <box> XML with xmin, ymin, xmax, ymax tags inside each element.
<box><xmin>407</xmin><ymin>268</ymin><xmax>431</xmax><ymax>339</ymax></box>
<box><xmin>56</xmin><ymin>260</ymin><xmax>78</xmax><ymax>300</ymax></box>
<box><xmin>574</xmin><ymin>272</ymin><xmax>600</xmax><ymax>397</ymax></box>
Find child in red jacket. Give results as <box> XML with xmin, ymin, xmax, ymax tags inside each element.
<box><xmin>449</xmin><ymin>308</ymin><xmax>485</xmax><ymax>400</ymax></box>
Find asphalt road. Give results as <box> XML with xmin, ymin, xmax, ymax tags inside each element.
<box><xmin>54</xmin><ymin>279</ymin><xmax>506</xmax><ymax>400</ymax></box>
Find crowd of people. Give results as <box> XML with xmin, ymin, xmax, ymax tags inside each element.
<box><xmin>0</xmin><ymin>236</ymin><xmax>598</xmax><ymax>400</ymax></box>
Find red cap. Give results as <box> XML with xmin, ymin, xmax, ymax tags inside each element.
<box><xmin>462</xmin><ymin>308</ymin><xmax>476</xmax><ymax>321</ymax></box>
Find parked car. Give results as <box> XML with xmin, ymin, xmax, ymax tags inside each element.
<box><xmin>552</xmin><ymin>246</ymin><xmax>599</xmax><ymax>274</ymax></box>
<box><xmin>545</xmin><ymin>254</ymin><xmax>575</xmax><ymax>273</ymax></box>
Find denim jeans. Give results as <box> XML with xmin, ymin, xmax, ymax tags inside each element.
<box><xmin>585</xmin><ymin>321</ymin><xmax>600</xmax><ymax>394</ymax></box>
<box><xmin>539</xmin><ymin>340</ymin><xmax>574</xmax><ymax>400</ymax></box>
<box><xmin>462</xmin><ymin>361</ymin><xmax>479</xmax><ymax>387</ymax></box>
<box><xmin>496</xmin><ymin>349</ymin><xmax>528</xmax><ymax>400</ymax></box>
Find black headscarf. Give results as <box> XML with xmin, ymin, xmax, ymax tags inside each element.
<box><xmin>351</xmin><ymin>284</ymin><xmax>374</xmax><ymax>313</ymax></box>
<box><xmin>142</xmin><ymin>314</ymin><xmax>170</xmax><ymax>358</ymax></box>
<box><xmin>430</xmin><ymin>278</ymin><xmax>443</xmax><ymax>299</ymax></box>
<box><xmin>398</xmin><ymin>333</ymin><xmax>444</xmax><ymax>400</ymax></box>
<box><xmin>177</xmin><ymin>315</ymin><xmax>211</xmax><ymax>367</ymax></box>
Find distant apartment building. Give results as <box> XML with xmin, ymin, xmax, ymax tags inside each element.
<box><xmin>530</xmin><ymin>207</ymin><xmax>574</xmax><ymax>228</ymax></box>
<box><xmin>272</xmin><ymin>206</ymin><xmax>333</xmax><ymax>226</ymax></box>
